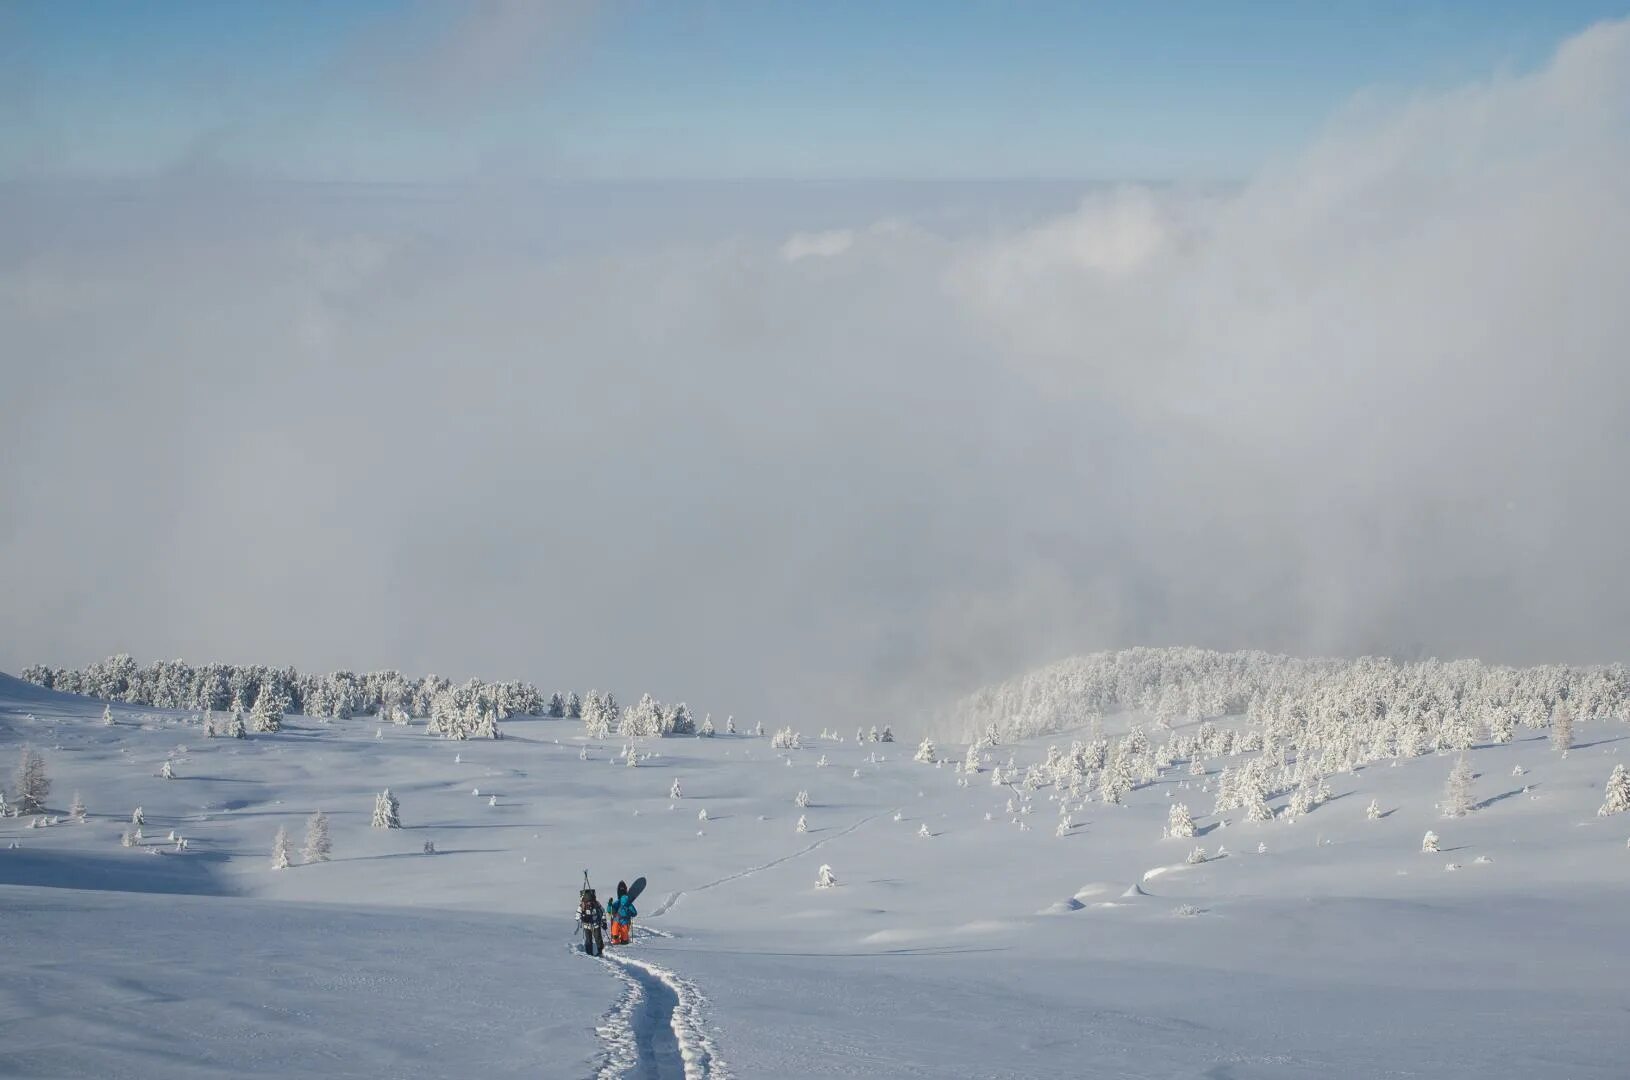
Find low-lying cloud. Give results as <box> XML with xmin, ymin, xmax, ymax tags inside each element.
<box><xmin>2</xmin><ymin>20</ymin><xmax>1627</xmax><ymax>729</ymax></box>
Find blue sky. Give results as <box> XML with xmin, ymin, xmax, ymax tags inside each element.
<box><xmin>4</xmin><ymin>0</ymin><xmax>1628</xmax><ymax>181</ymax></box>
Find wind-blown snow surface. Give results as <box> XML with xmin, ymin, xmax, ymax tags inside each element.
<box><xmin>2</xmin><ymin>671</ymin><xmax>1628</xmax><ymax>1078</ymax></box>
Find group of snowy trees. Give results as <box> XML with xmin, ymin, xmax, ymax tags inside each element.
<box><xmin>576</xmin><ymin>691</ymin><xmax>713</xmax><ymax>740</ymax></box>
<box><xmin>946</xmin><ymin>647</ymin><xmax>1630</xmax><ymax>753</ymax></box>
<box><xmin>21</xmin><ymin>655</ymin><xmax>563</xmax><ymax>722</ymax></box>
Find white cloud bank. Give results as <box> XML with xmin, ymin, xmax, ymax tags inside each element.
<box><xmin>2</xmin><ymin>19</ymin><xmax>1627</xmax><ymax>727</ymax></box>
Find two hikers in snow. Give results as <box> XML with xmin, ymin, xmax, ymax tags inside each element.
<box><xmin>607</xmin><ymin>880</ymin><xmax>637</xmax><ymax>946</ymax></box>
<box><xmin>578</xmin><ymin>888</ymin><xmax>606</xmax><ymax>956</ymax></box>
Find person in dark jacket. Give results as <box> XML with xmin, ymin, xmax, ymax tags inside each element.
<box><xmin>606</xmin><ymin>880</ymin><xmax>637</xmax><ymax>946</ymax></box>
<box><xmin>579</xmin><ymin>887</ymin><xmax>606</xmax><ymax>956</ymax></box>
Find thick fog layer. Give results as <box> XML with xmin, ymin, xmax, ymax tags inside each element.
<box><xmin>2</xmin><ymin>20</ymin><xmax>1627</xmax><ymax>725</ymax></box>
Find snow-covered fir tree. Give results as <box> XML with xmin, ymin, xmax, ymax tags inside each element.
<box><xmin>1442</xmin><ymin>754</ymin><xmax>1475</xmax><ymax>818</ymax></box>
<box><xmin>69</xmin><ymin>791</ymin><xmax>86</xmax><ymax>823</ymax></box>
<box><xmin>12</xmin><ymin>747</ymin><xmax>49</xmax><ymax>816</ymax></box>
<box><xmin>249</xmin><ymin>687</ymin><xmax>282</xmax><ymax>734</ymax></box>
<box><xmin>963</xmin><ymin>743</ymin><xmax>982</xmax><ymax>775</ymax></box>
<box><xmin>670</xmin><ymin>778</ymin><xmax>683</xmax><ymax>800</ymax></box>
<box><xmin>1551</xmin><ymin>702</ymin><xmax>1574</xmax><ymax>755</ymax></box>
<box><xmin>726</xmin><ymin>715</ymin><xmax>736</xmax><ymax>735</ymax></box>
<box><xmin>371</xmin><ymin>789</ymin><xmax>401</xmax><ymax>829</ymax></box>
<box><xmin>1366</xmin><ymin>799</ymin><xmax>1382</xmax><ymax>821</ymax></box>
<box><xmin>120</xmin><ymin>827</ymin><xmax>137</xmax><ymax>847</ymax></box>
<box><xmin>1488</xmin><ymin>711</ymin><xmax>1515</xmax><ymax>745</ymax></box>
<box><xmin>879</xmin><ymin>726</ymin><xmax>894</xmax><ymax>743</ymax></box>
<box><xmin>699</xmin><ymin>714</ymin><xmax>715</xmax><ymax>737</ymax></box>
<box><xmin>1422</xmin><ymin>830</ymin><xmax>1440</xmax><ymax>853</ymax></box>
<box><xmin>131</xmin><ymin>806</ymin><xmax>144</xmax><ymax>826</ymax></box>
<box><xmin>271</xmin><ymin>827</ymin><xmax>291</xmax><ymax>869</ymax></box>
<box><xmin>917</xmin><ymin>823</ymin><xmax>932</xmax><ymax>839</ymax></box>
<box><xmin>227</xmin><ymin>708</ymin><xmax>248</xmax><ymax>739</ymax></box>
<box><xmin>914</xmin><ymin>738</ymin><xmax>936</xmax><ymax>764</ymax></box>
<box><xmin>795</xmin><ymin>789</ymin><xmax>811</xmax><ymax>808</ymax></box>
<box><xmin>102</xmin><ymin>704</ymin><xmax>114</xmax><ymax>726</ymax></box>
<box><xmin>1186</xmin><ymin>846</ymin><xmax>1208</xmax><ymax>864</ymax></box>
<box><xmin>796</xmin><ymin>814</ymin><xmax>808</xmax><ymax>833</ymax></box>
<box><xmin>1166</xmin><ymin>802</ymin><xmax>1196</xmax><ymax>839</ymax></box>
<box><xmin>816</xmin><ymin>864</ymin><xmax>836</xmax><ymax>888</ymax></box>
<box><xmin>771</xmin><ymin>727</ymin><xmax>802</xmax><ymax>750</ymax></box>
<box><xmin>302</xmin><ymin>810</ymin><xmax>332</xmax><ymax>863</ymax></box>
<box><xmin>1598</xmin><ymin>763</ymin><xmax>1630</xmax><ymax>817</ymax></box>
<box><xmin>160</xmin><ymin>759</ymin><xmax>174</xmax><ymax>780</ymax></box>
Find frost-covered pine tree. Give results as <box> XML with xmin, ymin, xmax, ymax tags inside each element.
<box><xmin>796</xmin><ymin>814</ymin><xmax>808</xmax><ymax>833</ymax></box>
<box><xmin>699</xmin><ymin>714</ymin><xmax>715</xmax><ymax>737</ymax></box>
<box><xmin>1551</xmin><ymin>702</ymin><xmax>1573</xmax><ymax>755</ymax></box>
<box><xmin>1488</xmin><ymin>711</ymin><xmax>1515</xmax><ymax>745</ymax></box>
<box><xmin>795</xmin><ymin>789</ymin><xmax>811</xmax><ymax>808</ymax></box>
<box><xmin>1186</xmin><ymin>846</ymin><xmax>1208</xmax><ymax>864</ymax></box>
<box><xmin>121</xmin><ymin>826</ymin><xmax>137</xmax><ymax>847</ymax></box>
<box><xmin>13</xmin><ymin>747</ymin><xmax>49</xmax><ymax>816</ymax></box>
<box><xmin>131</xmin><ymin>806</ymin><xmax>144</xmax><ymax>826</ymax></box>
<box><xmin>371</xmin><ymin>789</ymin><xmax>401</xmax><ymax>829</ymax></box>
<box><xmin>726</xmin><ymin>715</ymin><xmax>737</xmax><ymax>735</ymax></box>
<box><xmin>879</xmin><ymin>726</ymin><xmax>894</xmax><ymax>743</ymax></box>
<box><xmin>670</xmin><ymin>778</ymin><xmax>683</xmax><ymax>800</ymax></box>
<box><xmin>914</xmin><ymin>738</ymin><xmax>936</xmax><ymax>764</ymax></box>
<box><xmin>302</xmin><ymin>810</ymin><xmax>331</xmax><ymax>863</ymax></box>
<box><xmin>1166</xmin><ymin>802</ymin><xmax>1196</xmax><ymax>839</ymax></box>
<box><xmin>917</xmin><ymin>823</ymin><xmax>932</xmax><ymax>839</ymax></box>
<box><xmin>963</xmin><ymin>743</ymin><xmax>982</xmax><ymax>775</ymax></box>
<box><xmin>69</xmin><ymin>791</ymin><xmax>86</xmax><ymax>823</ymax></box>
<box><xmin>271</xmin><ymin>826</ymin><xmax>291</xmax><ymax>869</ymax></box>
<box><xmin>1286</xmin><ymin>782</ymin><xmax>1314</xmax><ymax>820</ymax></box>
<box><xmin>816</xmin><ymin>864</ymin><xmax>836</xmax><ymax>888</ymax></box>
<box><xmin>160</xmin><ymin>759</ymin><xmax>175</xmax><ymax>780</ymax></box>
<box><xmin>102</xmin><ymin>704</ymin><xmax>115</xmax><ymax>727</ymax></box>
<box><xmin>227</xmin><ymin>708</ymin><xmax>248</xmax><ymax>739</ymax></box>
<box><xmin>249</xmin><ymin>687</ymin><xmax>282</xmax><ymax>734</ymax></box>
<box><xmin>1421</xmin><ymin>830</ymin><xmax>1440</xmax><ymax>853</ymax></box>
<box><xmin>1365</xmin><ymin>799</ymin><xmax>1382</xmax><ymax>821</ymax></box>
<box><xmin>697</xmin><ymin>808</ymin><xmax>708</xmax><ymax>822</ymax></box>
<box><xmin>1598</xmin><ymin>764</ymin><xmax>1630</xmax><ymax>817</ymax></box>
<box><xmin>1442</xmin><ymin>754</ymin><xmax>1475</xmax><ymax>818</ymax></box>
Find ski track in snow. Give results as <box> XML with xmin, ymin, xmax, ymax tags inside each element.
<box><xmin>592</xmin><ymin>948</ymin><xmax>728</xmax><ymax>1080</ymax></box>
<box><xmin>649</xmin><ymin>811</ymin><xmax>880</xmax><ymax>918</ymax></box>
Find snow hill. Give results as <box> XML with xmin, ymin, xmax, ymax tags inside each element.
<box><xmin>2</xmin><ymin>667</ymin><xmax>1629</xmax><ymax>1078</ymax></box>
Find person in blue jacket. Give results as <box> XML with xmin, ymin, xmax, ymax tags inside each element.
<box><xmin>607</xmin><ymin>880</ymin><xmax>637</xmax><ymax>945</ymax></box>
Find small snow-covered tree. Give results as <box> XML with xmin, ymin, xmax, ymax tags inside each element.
<box><xmin>1365</xmin><ymin>799</ymin><xmax>1381</xmax><ymax>821</ymax></box>
<box><xmin>697</xmin><ymin>808</ymin><xmax>708</xmax><ymax>822</ymax></box>
<box><xmin>303</xmin><ymin>810</ymin><xmax>331</xmax><ymax>863</ymax></box>
<box><xmin>771</xmin><ymin>727</ymin><xmax>802</xmax><ymax>750</ymax></box>
<box><xmin>879</xmin><ymin>726</ymin><xmax>894</xmax><ymax>743</ymax></box>
<box><xmin>726</xmin><ymin>715</ymin><xmax>737</xmax><ymax>735</ymax></box>
<box><xmin>816</xmin><ymin>864</ymin><xmax>837</xmax><ymax>888</ymax></box>
<box><xmin>227</xmin><ymin>708</ymin><xmax>248</xmax><ymax>739</ymax></box>
<box><xmin>1551</xmin><ymin>702</ymin><xmax>1573</xmax><ymax>755</ymax></box>
<box><xmin>371</xmin><ymin>789</ymin><xmax>401</xmax><ymax>829</ymax></box>
<box><xmin>670</xmin><ymin>778</ymin><xmax>683</xmax><ymax>800</ymax></box>
<box><xmin>1166</xmin><ymin>802</ymin><xmax>1196</xmax><ymax>839</ymax></box>
<box><xmin>963</xmin><ymin>743</ymin><xmax>982</xmax><ymax>775</ymax></box>
<box><xmin>699</xmin><ymin>714</ymin><xmax>715</xmax><ymax>737</ymax></box>
<box><xmin>796</xmin><ymin>814</ymin><xmax>808</xmax><ymax>833</ymax></box>
<box><xmin>271</xmin><ymin>827</ymin><xmax>291</xmax><ymax>869</ymax></box>
<box><xmin>1488</xmin><ymin>711</ymin><xmax>1515</xmax><ymax>745</ymax></box>
<box><xmin>1186</xmin><ymin>846</ymin><xmax>1208</xmax><ymax>864</ymax></box>
<box><xmin>69</xmin><ymin>791</ymin><xmax>86</xmax><ymax>823</ymax></box>
<box><xmin>917</xmin><ymin>823</ymin><xmax>932</xmax><ymax>839</ymax></box>
<box><xmin>120</xmin><ymin>827</ymin><xmax>137</xmax><ymax>847</ymax></box>
<box><xmin>1442</xmin><ymin>754</ymin><xmax>1475</xmax><ymax>818</ymax></box>
<box><xmin>1598</xmin><ymin>764</ymin><xmax>1630</xmax><ymax>817</ymax></box>
<box><xmin>914</xmin><ymin>738</ymin><xmax>936</xmax><ymax>764</ymax></box>
<box><xmin>160</xmin><ymin>759</ymin><xmax>175</xmax><ymax>780</ymax></box>
<box><xmin>102</xmin><ymin>704</ymin><xmax>115</xmax><ymax>727</ymax></box>
<box><xmin>794</xmin><ymin>790</ymin><xmax>811</xmax><ymax>808</ymax></box>
<box><xmin>1421</xmin><ymin>830</ymin><xmax>1440</xmax><ymax>853</ymax></box>
<box><xmin>13</xmin><ymin>747</ymin><xmax>49</xmax><ymax>816</ymax></box>
<box><xmin>250</xmin><ymin>687</ymin><xmax>283</xmax><ymax>734</ymax></box>
<box><xmin>131</xmin><ymin>806</ymin><xmax>145</xmax><ymax>827</ymax></box>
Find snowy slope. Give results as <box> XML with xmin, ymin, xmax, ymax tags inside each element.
<box><xmin>2</xmin><ymin>677</ymin><xmax>1629</xmax><ymax>1078</ymax></box>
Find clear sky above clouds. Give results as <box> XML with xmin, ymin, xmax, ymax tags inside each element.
<box><xmin>5</xmin><ymin>0</ymin><xmax>1627</xmax><ymax>181</ymax></box>
<box><xmin>3</xmin><ymin>4</ymin><xmax>1629</xmax><ymax>728</ymax></box>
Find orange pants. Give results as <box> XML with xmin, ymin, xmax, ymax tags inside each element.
<box><xmin>610</xmin><ymin>920</ymin><xmax>631</xmax><ymax>945</ymax></box>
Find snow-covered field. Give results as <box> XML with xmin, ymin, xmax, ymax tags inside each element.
<box><xmin>3</xmin><ymin>670</ymin><xmax>1628</xmax><ymax>1079</ymax></box>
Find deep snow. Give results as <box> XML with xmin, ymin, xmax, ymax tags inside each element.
<box><xmin>2</xmin><ymin>671</ymin><xmax>1628</xmax><ymax>1078</ymax></box>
